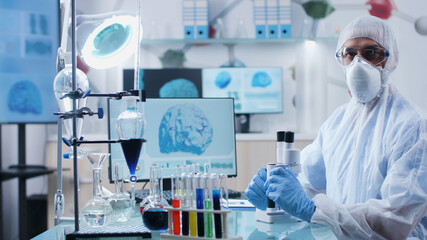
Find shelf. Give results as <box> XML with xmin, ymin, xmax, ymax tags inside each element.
<box><xmin>0</xmin><ymin>165</ymin><xmax>56</xmax><ymax>182</ymax></box>
<box><xmin>140</xmin><ymin>37</ymin><xmax>337</xmax><ymax>45</ymax></box>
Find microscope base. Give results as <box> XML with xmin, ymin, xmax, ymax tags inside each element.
<box><xmin>255</xmin><ymin>209</ymin><xmax>300</xmax><ymax>223</ymax></box>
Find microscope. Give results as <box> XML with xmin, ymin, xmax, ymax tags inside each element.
<box><xmin>255</xmin><ymin>131</ymin><xmax>301</xmax><ymax>224</ymax></box>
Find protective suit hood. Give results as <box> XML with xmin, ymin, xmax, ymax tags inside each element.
<box><xmin>337</xmin><ymin>15</ymin><xmax>399</xmax><ymax>89</ymax></box>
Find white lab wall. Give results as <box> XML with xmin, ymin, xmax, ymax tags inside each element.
<box><xmin>3</xmin><ymin>0</ymin><xmax>427</xmax><ymax>239</ymax></box>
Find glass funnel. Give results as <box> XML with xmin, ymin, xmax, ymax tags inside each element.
<box><xmin>81</xmin><ymin>153</ymin><xmax>113</xmax><ymax>227</ymax></box>
<box><xmin>53</xmin><ymin>64</ymin><xmax>90</xmax><ymax>140</ymax></box>
<box><xmin>108</xmin><ymin>164</ymin><xmax>132</xmax><ymax>223</ymax></box>
<box><xmin>117</xmin><ymin>96</ymin><xmax>146</xmax><ymax>212</ymax></box>
<box><xmin>142</xmin><ymin>164</ymin><xmax>169</xmax><ymax>231</ymax></box>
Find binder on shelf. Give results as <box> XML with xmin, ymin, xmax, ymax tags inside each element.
<box><xmin>267</xmin><ymin>0</ymin><xmax>279</xmax><ymax>39</ymax></box>
<box><xmin>253</xmin><ymin>0</ymin><xmax>267</xmax><ymax>39</ymax></box>
<box><xmin>279</xmin><ymin>0</ymin><xmax>291</xmax><ymax>38</ymax></box>
<box><xmin>182</xmin><ymin>0</ymin><xmax>209</xmax><ymax>39</ymax></box>
<box><xmin>253</xmin><ymin>0</ymin><xmax>291</xmax><ymax>39</ymax></box>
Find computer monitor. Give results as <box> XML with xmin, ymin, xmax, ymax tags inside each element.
<box><xmin>202</xmin><ymin>67</ymin><xmax>283</xmax><ymax>133</ymax></box>
<box><xmin>123</xmin><ymin>68</ymin><xmax>202</xmax><ymax>98</ymax></box>
<box><xmin>108</xmin><ymin>98</ymin><xmax>237</xmax><ymax>185</ymax></box>
<box><xmin>0</xmin><ymin>0</ymin><xmax>59</xmax><ymax>123</ymax></box>
<box><xmin>202</xmin><ymin>67</ymin><xmax>283</xmax><ymax>114</ymax></box>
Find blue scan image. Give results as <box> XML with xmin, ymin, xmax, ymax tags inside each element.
<box><xmin>159</xmin><ymin>104</ymin><xmax>213</xmax><ymax>155</ymax></box>
<box><xmin>25</xmin><ymin>39</ymin><xmax>52</xmax><ymax>56</ymax></box>
<box><xmin>215</xmin><ymin>71</ymin><xmax>231</xmax><ymax>89</ymax></box>
<box><xmin>159</xmin><ymin>78</ymin><xmax>199</xmax><ymax>97</ymax></box>
<box><xmin>39</xmin><ymin>14</ymin><xmax>48</xmax><ymax>35</ymax></box>
<box><xmin>252</xmin><ymin>71</ymin><xmax>272</xmax><ymax>87</ymax></box>
<box><xmin>8</xmin><ymin>80</ymin><xmax>42</xmax><ymax>114</ymax></box>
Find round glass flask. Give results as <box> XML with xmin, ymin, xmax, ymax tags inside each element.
<box><xmin>53</xmin><ymin>64</ymin><xmax>90</xmax><ymax>140</ymax></box>
<box><xmin>142</xmin><ymin>164</ymin><xmax>169</xmax><ymax>231</ymax></box>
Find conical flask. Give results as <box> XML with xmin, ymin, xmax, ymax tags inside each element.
<box><xmin>81</xmin><ymin>153</ymin><xmax>113</xmax><ymax>227</ymax></box>
<box><xmin>53</xmin><ymin>64</ymin><xmax>90</xmax><ymax>140</ymax></box>
<box><xmin>108</xmin><ymin>164</ymin><xmax>132</xmax><ymax>223</ymax></box>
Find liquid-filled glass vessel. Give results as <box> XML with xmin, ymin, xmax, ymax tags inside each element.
<box><xmin>141</xmin><ymin>164</ymin><xmax>169</xmax><ymax>231</ymax></box>
<box><xmin>116</xmin><ymin>97</ymin><xmax>145</xmax><ymax>140</ymax></box>
<box><xmin>139</xmin><ymin>163</ymin><xmax>160</xmax><ymax>215</ymax></box>
<box><xmin>81</xmin><ymin>153</ymin><xmax>113</xmax><ymax>227</ymax></box>
<box><xmin>108</xmin><ymin>164</ymin><xmax>132</xmax><ymax>223</ymax></box>
<box><xmin>53</xmin><ymin>64</ymin><xmax>90</xmax><ymax>140</ymax></box>
<box><xmin>117</xmin><ymin>97</ymin><xmax>146</xmax><ymax>211</ymax></box>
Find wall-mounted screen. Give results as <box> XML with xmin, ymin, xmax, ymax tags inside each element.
<box><xmin>108</xmin><ymin>98</ymin><xmax>237</xmax><ymax>182</ymax></box>
<box><xmin>123</xmin><ymin>68</ymin><xmax>202</xmax><ymax>98</ymax></box>
<box><xmin>0</xmin><ymin>0</ymin><xmax>59</xmax><ymax>123</ymax></box>
<box><xmin>202</xmin><ymin>67</ymin><xmax>283</xmax><ymax>114</ymax></box>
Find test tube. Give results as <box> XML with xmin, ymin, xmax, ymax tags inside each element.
<box><xmin>196</xmin><ymin>173</ymin><xmax>205</xmax><ymax>237</ymax></box>
<box><xmin>181</xmin><ymin>166</ymin><xmax>190</xmax><ymax>236</ymax></box>
<box><xmin>171</xmin><ymin>173</ymin><xmax>180</xmax><ymax>235</ymax></box>
<box><xmin>189</xmin><ymin>165</ymin><xmax>197</xmax><ymax>237</ymax></box>
<box><xmin>204</xmin><ymin>164</ymin><xmax>213</xmax><ymax>238</ymax></box>
<box><xmin>219</xmin><ymin>173</ymin><xmax>229</xmax><ymax>209</ymax></box>
<box><xmin>212</xmin><ymin>173</ymin><xmax>222</xmax><ymax>238</ymax></box>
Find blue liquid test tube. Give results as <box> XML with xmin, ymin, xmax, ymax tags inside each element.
<box><xmin>212</xmin><ymin>174</ymin><xmax>222</xmax><ymax>238</ymax></box>
<box><xmin>196</xmin><ymin>173</ymin><xmax>205</xmax><ymax>237</ymax></box>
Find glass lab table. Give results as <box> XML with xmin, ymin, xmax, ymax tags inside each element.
<box><xmin>33</xmin><ymin>209</ymin><xmax>337</xmax><ymax>240</ymax></box>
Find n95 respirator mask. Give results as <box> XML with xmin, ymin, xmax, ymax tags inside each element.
<box><xmin>345</xmin><ymin>56</ymin><xmax>383</xmax><ymax>103</ymax></box>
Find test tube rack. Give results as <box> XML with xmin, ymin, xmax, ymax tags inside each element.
<box><xmin>160</xmin><ymin>207</ymin><xmax>242</xmax><ymax>240</ymax></box>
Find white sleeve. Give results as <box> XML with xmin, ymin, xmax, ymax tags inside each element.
<box><xmin>298</xmin><ymin>131</ymin><xmax>327</xmax><ymax>199</ymax></box>
<box><xmin>310</xmin><ymin>137</ymin><xmax>427</xmax><ymax>240</ymax></box>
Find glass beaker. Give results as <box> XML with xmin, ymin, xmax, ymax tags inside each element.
<box><xmin>108</xmin><ymin>164</ymin><xmax>132</xmax><ymax>223</ymax></box>
<box><xmin>141</xmin><ymin>164</ymin><xmax>169</xmax><ymax>231</ymax></box>
<box><xmin>81</xmin><ymin>153</ymin><xmax>113</xmax><ymax>227</ymax></box>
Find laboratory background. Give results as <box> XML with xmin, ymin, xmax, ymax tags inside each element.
<box><xmin>0</xmin><ymin>0</ymin><xmax>426</xmax><ymax>239</ymax></box>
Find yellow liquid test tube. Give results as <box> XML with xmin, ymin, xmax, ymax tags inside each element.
<box><xmin>189</xmin><ymin>211</ymin><xmax>197</xmax><ymax>236</ymax></box>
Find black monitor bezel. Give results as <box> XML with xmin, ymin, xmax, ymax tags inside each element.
<box><xmin>107</xmin><ymin>97</ymin><xmax>238</xmax><ymax>185</ymax></box>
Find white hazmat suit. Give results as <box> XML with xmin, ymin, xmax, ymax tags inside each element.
<box><xmin>299</xmin><ymin>16</ymin><xmax>427</xmax><ymax>239</ymax></box>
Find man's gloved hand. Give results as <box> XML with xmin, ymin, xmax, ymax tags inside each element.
<box><xmin>265</xmin><ymin>167</ymin><xmax>315</xmax><ymax>222</ymax></box>
<box><xmin>244</xmin><ymin>168</ymin><xmax>268</xmax><ymax>210</ymax></box>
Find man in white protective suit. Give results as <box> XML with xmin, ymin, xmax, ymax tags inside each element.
<box><xmin>245</xmin><ymin>15</ymin><xmax>427</xmax><ymax>240</ymax></box>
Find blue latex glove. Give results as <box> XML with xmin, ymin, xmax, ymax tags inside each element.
<box><xmin>244</xmin><ymin>168</ymin><xmax>268</xmax><ymax>210</ymax></box>
<box><xmin>265</xmin><ymin>167</ymin><xmax>315</xmax><ymax>222</ymax></box>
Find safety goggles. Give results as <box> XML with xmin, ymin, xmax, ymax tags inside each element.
<box><xmin>336</xmin><ymin>45</ymin><xmax>390</xmax><ymax>66</ymax></box>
